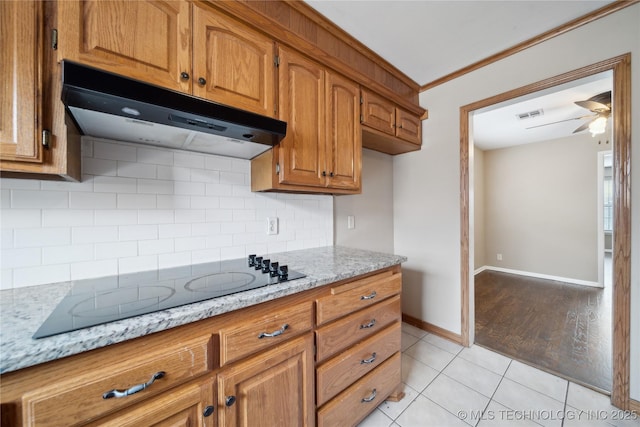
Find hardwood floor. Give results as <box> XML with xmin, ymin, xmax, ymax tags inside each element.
<box><xmin>474</xmin><ymin>269</ymin><xmax>612</xmax><ymax>392</ymax></box>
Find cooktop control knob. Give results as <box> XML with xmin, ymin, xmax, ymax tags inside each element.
<box><xmin>248</xmin><ymin>254</ymin><xmax>256</xmax><ymax>267</ymax></box>
<box><xmin>278</xmin><ymin>265</ymin><xmax>288</xmax><ymax>280</ymax></box>
<box><xmin>269</xmin><ymin>262</ymin><xmax>279</xmax><ymax>278</ymax></box>
<box><xmin>254</xmin><ymin>256</ymin><xmax>263</xmax><ymax>270</ymax></box>
<box><xmin>261</xmin><ymin>259</ymin><xmax>271</xmax><ymax>274</ymax></box>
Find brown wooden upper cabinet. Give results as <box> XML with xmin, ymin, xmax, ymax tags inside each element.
<box><xmin>251</xmin><ymin>47</ymin><xmax>361</xmax><ymax>194</ymax></box>
<box><xmin>361</xmin><ymin>88</ymin><xmax>422</xmax><ymax>154</ymax></box>
<box><xmin>1</xmin><ymin>1</ymin><xmax>45</xmax><ymax>166</ymax></box>
<box><xmin>57</xmin><ymin>0</ymin><xmax>276</xmax><ymax>118</ymax></box>
<box><xmin>0</xmin><ymin>1</ymin><xmax>81</xmax><ymax>180</ymax></box>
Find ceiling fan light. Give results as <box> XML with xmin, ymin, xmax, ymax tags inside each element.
<box><xmin>589</xmin><ymin>116</ymin><xmax>608</xmax><ymax>136</ymax></box>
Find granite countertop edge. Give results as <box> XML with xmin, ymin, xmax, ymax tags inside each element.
<box><xmin>0</xmin><ymin>246</ymin><xmax>406</xmax><ymax>374</ymax></box>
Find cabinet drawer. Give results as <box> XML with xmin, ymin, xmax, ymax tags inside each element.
<box><xmin>316</xmin><ymin>270</ymin><xmax>401</xmax><ymax>326</ymax></box>
<box><xmin>218</xmin><ymin>300</ymin><xmax>313</xmax><ymax>366</ymax></box>
<box><xmin>316</xmin><ymin>322</ymin><xmax>401</xmax><ymax>406</ymax></box>
<box><xmin>317</xmin><ymin>352</ymin><xmax>401</xmax><ymax>427</ymax></box>
<box><xmin>20</xmin><ymin>335</ymin><xmax>212</xmax><ymax>427</ymax></box>
<box><xmin>316</xmin><ymin>295</ymin><xmax>401</xmax><ymax>362</ymax></box>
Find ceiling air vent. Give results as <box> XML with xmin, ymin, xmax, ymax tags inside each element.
<box><xmin>516</xmin><ymin>109</ymin><xmax>544</xmax><ymax>120</ymax></box>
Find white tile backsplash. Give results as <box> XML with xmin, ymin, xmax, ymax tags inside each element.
<box><xmin>0</xmin><ymin>137</ymin><xmax>333</xmax><ymax>289</ymax></box>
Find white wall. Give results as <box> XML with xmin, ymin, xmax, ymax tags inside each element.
<box><xmin>394</xmin><ymin>4</ymin><xmax>640</xmax><ymax>399</ymax></box>
<box><xmin>482</xmin><ymin>133</ymin><xmax>609</xmax><ymax>283</ymax></box>
<box><xmin>334</xmin><ymin>148</ymin><xmax>394</xmax><ymax>253</ymax></box>
<box><xmin>0</xmin><ymin>137</ymin><xmax>333</xmax><ymax>289</ymax></box>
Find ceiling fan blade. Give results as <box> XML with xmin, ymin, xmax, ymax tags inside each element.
<box><xmin>525</xmin><ymin>115</ymin><xmax>594</xmax><ymax>130</ymax></box>
<box><xmin>572</xmin><ymin>122</ymin><xmax>592</xmax><ymax>134</ymax></box>
<box><xmin>575</xmin><ymin>100</ymin><xmax>610</xmax><ymax>112</ymax></box>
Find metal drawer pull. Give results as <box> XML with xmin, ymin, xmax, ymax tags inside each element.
<box><xmin>359</xmin><ymin>319</ymin><xmax>376</xmax><ymax>329</ymax></box>
<box><xmin>361</xmin><ymin>389</ymin><xmax>377</xmax><ymax>403</ymax></box>
<box><xmin>361</xmin><ymin>352</ymin><xmax>377</xmax><ymax>364</ymax></box>
<box><xmin>226</xmin><ymin>395</ymin><xmax>236</xmax><ymax>407</ymax></box>
<box><xmin>360</xmin><ymin>291</ymin><xmax>377</xmax><ymax>300</ymax></box>
<box><xmin>258</xmin><ymin>323</ymin><xmax>289</xmax><ymax>339</ymax></box>
<box><xmin>102</xmin><ymin>371</ymin><xmax>166</xmax><ymax>399</ymax></box>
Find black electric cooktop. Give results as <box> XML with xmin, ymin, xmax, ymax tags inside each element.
<box><xmin>33</xmin><ymin>255</ymin><xmax>305</xmax><ymax>339</ymax></box>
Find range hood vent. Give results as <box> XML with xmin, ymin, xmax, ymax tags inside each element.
<box><xmin>61</xmin><ymin>61</ymin><xmax>286</xmax><ymax>160</ymax></box>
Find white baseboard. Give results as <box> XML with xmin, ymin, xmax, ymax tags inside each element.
<box><xmin>474</xmin><ymin>265</ymin><xmax>602</xmax><ymax>288</ymax></box>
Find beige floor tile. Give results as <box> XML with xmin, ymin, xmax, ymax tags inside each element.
<box><xmin>504</xmin><ymin>360</ymin><xmax>568</xmax><ymax>402</ymax></box>
<box><xmin>401</xmin><ymin>353</ymin><xmax>439</xmax><ymax>392</ymax></box>
<box><xmin>492</xmin><ymin>378</ymin><xmax>565</xmax><ymax>427</ymax></box>
<box><xmin>422</xmin><ymin>333</ymin><xmax>464</xmax><ymax>354</ymax></box>
<box><xmin>423</xmin><ymin>374</ymin><xmax>491</xmax><ymax>426</ymax></box>
<box><xmin>395</xmin><ymin>394</ymin><xmax>468</xmax><ymax>427</ymax></box>
<box><xmin>404</xmin><ymin>340</ymin><xmax>457</xmax><ymax>371</ymax></box>
<box><xmin>458</xmin><ymin>345</ymin><xmax>512</xmax><ymax>375</ymax></box>
<box><xmin>443</xmin><ymin>356</ymin><xmax>503</xmax><ymax>398</ymax></box>
<box><xmin>357</xmin><ymin>408</ymin><xmax>394</xmax><ymax>427</ymax></box>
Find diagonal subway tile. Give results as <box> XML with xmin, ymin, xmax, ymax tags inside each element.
<box><xmin>404</xmin><ymin>340</ymin><xmax>457</xmax><ymax>371</ymax></box>
<box><xmin>504</xmin><ymin>360</ymin><xmax>568</xmax><ymax>402</ymax></box>
<box><xmin>443</xmin><ymin>356</ymin><xmax>503</xmax><ymax>398</ymax></box>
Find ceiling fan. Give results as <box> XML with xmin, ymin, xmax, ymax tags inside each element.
<box><xmin>526</xmin><ymin>91</ymin><xmax>611</xmax><ymax>136</ymax></box>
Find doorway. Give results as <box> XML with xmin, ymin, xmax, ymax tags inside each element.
<box><xmin>459</xmin><ymin>54</ymin><xmax>632</xmax><ymax>408</ymax></box>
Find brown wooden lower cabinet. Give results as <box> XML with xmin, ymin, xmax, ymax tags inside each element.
<box><xmin>0</xmin><ymin>265</ymin><xmax>403</xmax><ymax>427</ymax></box>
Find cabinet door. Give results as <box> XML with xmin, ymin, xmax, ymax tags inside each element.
<box><xmin>218</xmin><ymin>334</ymin><xmax>314</xmax><ymax>427</ymax></box>
<box><xmin>87</xmin><ymin>378</ymin><xmax>216</xmax><ymax>427</ymax></box>
<box><xmin>0</xmin><ymin>0</ymin><xmax>43</xmax><ymax>163</ymax></box>
<box><xmin>396</xmin><ymin>108</ymin><xmax>422</xmax><ymax>144</ymax></box>
<box><xmin>57</xmin><ymin>0</ymin><xmax>191</xmax><ymax>92</ymax></box>
<box><xmin>277</xmin><ymin>47</ymin><xmax>326</xmax><ymax>188</ymax></box>
<box><xmin>325</xmin><ymin>72</ymin><xmax>361</xmax><ymax>190</ymax></box>
<box><xmin>360</xmin><ymin>89</ymin><xmax>395</xmax><ymax>136</ymax></box>
<box><xmin>193</xmin><ymin>5</ymin><xmax>275</xmax><ymax>117</ymax></box>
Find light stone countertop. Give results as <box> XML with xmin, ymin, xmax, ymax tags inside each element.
<box><xmin>0</xmin><ymin>246</ymin><xmax>406</xmax><ymax>374</ymax></box>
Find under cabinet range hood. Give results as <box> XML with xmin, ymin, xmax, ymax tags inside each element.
<box><xmin>61</xmin><ymin>61</ymin><xmax>286</xmax><ymax>159</ymax></box>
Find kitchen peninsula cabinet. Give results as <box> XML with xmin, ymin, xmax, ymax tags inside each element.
<box><xmin>57</xmin><ymin>0</ymin><xmax>276</xmax><ymax>118</ymax></box>
<box><xmin>251</xmin><ymin>47</ymin><xmax>361</xmax><ymax>194</ymax></box>
<box><xmin>361</xmin><ymin>88</ymin><xmax>423</xmax><ymax>154</ymax></box>
<box><xmin>0</xmin><ymin>1</ymin><xmax>81</xmax><ymax>180</ymax></box>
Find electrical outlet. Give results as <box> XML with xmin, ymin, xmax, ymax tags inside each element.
<box><xmin>266</xmin><ymin>217</ymin><xmax>278</xmax><ymax>235</ymax></box>
<box><xmin>497</xmin><ymin>253</ymin><xmax>503</xmax><ymax>261</ymax></box>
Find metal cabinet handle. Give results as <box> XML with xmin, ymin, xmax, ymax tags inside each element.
<box><xmin>322</xmin><ymin>171</ymin><xmax>327</xmax><ymax>177</ymax></box>
<box><xmin>203</xmin><ymin>405</ymin><xmax>215</xmax><ymax>417</ymax></box>
<box><xmin>360</xmin><ymin>291</ymin><xmax>377</xmax><ymax>300</ymax></box>
<box><xmin>226</xmin><ymin>396</ymin><xmax>236</xmax><ymax>407</ymax></box>
<box><xmin>103</xmin><ymin>371</ymin><xmax>166</xmax><ymax>399</ymax></box>
<box><xmin>329</xmin><ymin>171</ymin><xmax>334</xmax><ymax>177</ymax></box>
<box><xmin>359</xmin><ymin>319</ymin><xmax>376</xmax><ymax>329</ymax></box>
<box><xmin>361</xmin><ymin>352</ymin><xmax>377</xmax><ymax>364</ymax></box>
<box><xmin>198</xmin><ymin>77</ymin><xmax>207</xmax><ymax>86</ymax></box>
<box><xmin>258</xmin><ymin>324</ymin><xmax>289</xmax><ymax>339</ymax></box>
<box><xmin>180</xmin><ymin>72</ymin><xmax>189</xmax><ymax>81</ymax></box>
<box><xmin>361</xmin><ymin>388</ymin><xmax>377</xmax><ymax>403</ymax></box>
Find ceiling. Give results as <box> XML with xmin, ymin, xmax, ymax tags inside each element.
<box><xmin>304</xmin><ymin>0</ymin><xmax>616</xmax><ymax>148</ymax></box>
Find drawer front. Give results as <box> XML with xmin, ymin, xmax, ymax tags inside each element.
<box><xmin>317</xmin><ymin>352</ymin><xmax>401</xmax><ymax>427</ymax></box>
<box><xmin>316</xmin><ymin>270</ymin><xmax>401</xmax><ymax>326</ymax></box>
<box><xmin>316</xmin><ymin>295</ymin><xmax>401</xmax><ymax>362</ymax></box>
<box><xmin>316</xmin><ymin>322</ymin><xmax>401</xmax><ymax>406</ymax></box>
<box><xmin>22</xmin><ymin>335</ymin><xmax>212</xmax><ymax>427</ymax></box>
<box><xmin>218</xmin><ymin>300</ymin><xmax>313</xmax><ymax>366</ymax></box>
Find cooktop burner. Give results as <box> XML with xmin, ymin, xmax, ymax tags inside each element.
<box><xmin>33</xmin><ymin>256</ymin><xmax>305</xmax><ymax>339</ymax></box>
